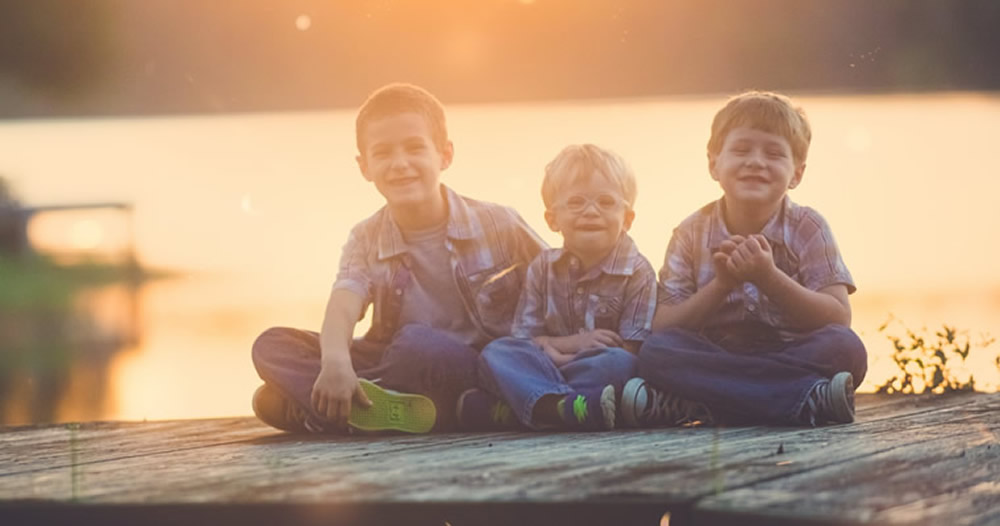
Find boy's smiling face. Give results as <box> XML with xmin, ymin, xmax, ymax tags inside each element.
<box><xmin>544</xmin><ymin>173</ymin><xmax>634</xmax><ymax>268</ymax></box>
<box><xmin>710</xmin><ymin>126</ymin><xmax>804</xmax><ymax>214</ymax></box>
<box><xmin>357</xmin><ymin>112</ymin><xmax>453</xmax><ymax>223</ymax></box>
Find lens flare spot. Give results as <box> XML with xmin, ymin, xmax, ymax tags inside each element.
<box><xmin>295</xmin><ymin>15</ymin><xmax>312</xmax><ymax>31</ymax></box>
<box><xmin>240</xmin><ymin>194</ymin><xmax>258</xmax><ymax>215</ymax></box>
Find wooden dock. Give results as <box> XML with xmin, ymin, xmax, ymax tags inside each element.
<box><xmin>1</xmin><ymin>393</ymin><xmax>998</xmax><ymax>526</ymax></box>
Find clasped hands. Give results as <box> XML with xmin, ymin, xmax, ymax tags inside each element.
<box><xmin>535</xmin><ymin>329</ymin><xmax>623</xmax><ymax>367</ymax></box>
<box><xmin>712</xmin><ymin>234</ymin><xmax>777</xmax><ymax>289</ymax></box>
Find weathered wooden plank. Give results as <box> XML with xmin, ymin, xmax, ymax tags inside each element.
<box><xmin>0</xmin><ymin>392</ymin><xmax>967</xmax><ymax>480</ymax></box>
<box><xmin>1</xmin><ymin>393</ymin><xmax>996</xmax><ymax>526</ymax></box>
<box><xmin>0</xmin><ymin>418</ymin><xmax>268</xmax><ymax>476</ymax></box>
<box><xmin>693</xmin><ymin>398</ymin><xmax>1000</xmax><ymax>525</ymax></box>
<box><xmin>2</xmin><ymin>394</ymin><xmax>994</xmax><ymax>508</ymax></box>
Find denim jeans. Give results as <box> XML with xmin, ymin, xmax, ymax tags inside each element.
<box><xmin>478</xmin><ymin>337</ymin><xmax>637</xmax><ymax>430</ymax></box>
<box><xmin>251</xmin><ymin>324</ymin><xmax>479</xmax><ymax>431</ymax></box>
<box><xmin>637</xmin><ymin>324</ymin><xmax>867</xmax><ymax>425</ymax></box>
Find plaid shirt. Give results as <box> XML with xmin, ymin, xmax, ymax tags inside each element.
<box><xmin>512</xmin><ymin>233</ymin><xmax>658</xmax><ymax>342</ymax></box>
<box><xmin>334</xmin><ymin>185</ymin><xmax>547</xmax><ymax>347</ymax></box>
<box><xmin>658</xmin><ymin>196</ymin><xmax>855</xmax><ymax>334</ymax></box>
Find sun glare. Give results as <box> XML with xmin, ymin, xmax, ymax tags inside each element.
<box><xmin>26</xmin><ymin>209</ymin><xmax>131</xmax><ymax>258</ymax></box>
<box><xmin>69</xmin><ymin>219</ymin><xmax>104</xmax><ymax>250</ymax></box>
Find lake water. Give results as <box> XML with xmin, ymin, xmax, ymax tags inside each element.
<box><xmin>2</xmin><ymin>92</ymin><xmax>999</xmax><ymax>425</ymax></box>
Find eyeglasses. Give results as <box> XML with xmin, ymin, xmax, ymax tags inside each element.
<box><xmin>556</xmin><ymin>194</ymin><xmax>625</xmax><ymax>214</ymax></box>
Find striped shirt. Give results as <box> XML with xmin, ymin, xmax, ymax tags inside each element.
<box><xmin>334</xmin><ymin>185</ymin><xmax>547</xmax><ymax>347</ymax></box>
<box><xmin>658</xmin><ymin>196</ymin><xmax>855</xmax><ymax>334</ymax></box>
<box><xmin>512</xmin><ymin>233</ymin><xmax>658</xmax><ymax>342</ymax></box>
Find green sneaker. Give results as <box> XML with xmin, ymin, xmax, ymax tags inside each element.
<box><xmin>556</xmin><ymin>385</ymin><xmax>616</xmax><ymax>431</ymax></box>
<box><xmin>349</xmin><ymin>379</ymin><xmax>437</xmax><ymax>434</ymax></box>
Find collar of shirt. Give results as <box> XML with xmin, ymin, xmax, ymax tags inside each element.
<box><xmin>374</xmin><ymin>185</ymin><xmax>484</xmax><ymax>261</ymax></box>
<box><xmin>708</xmin><ymin>196</ymin><xmax>789</xmax><ymax>252</ymax></box>
<box><xmin>548</xmin><ymin>233</ymin><xmax>641</xmax><ymax>280</ymax></box>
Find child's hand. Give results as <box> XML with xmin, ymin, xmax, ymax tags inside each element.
<box><xmin>712</xmin><ymin>235</ymin><xmax>744</xmax><ymax>288</ymax></box>
<box><xmin>573</xmin><ymin>329</ymin><xmax>624</xmax><ymax>351</ymax></box>
<box><xmin>540</xmin><ymin>341</ymin><xmax>575</xmax><ymax>367</ymax></box>
<box><xmin>311</xmin><ymin>361</ymin><xmax>372</xmax><ymax>429</ymax></box>
<box><xmin>726</xmin><ymin>234</ymin><xmax>776</xmax><ymax>284</ymax></box>
<box><xmin>536</xmin><ymin>330</ymin><xmax>623</xmax><ymax>367</ymax></box>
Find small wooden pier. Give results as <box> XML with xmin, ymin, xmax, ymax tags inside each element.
<box><xmin>1</xmin><ymin>393</ymin><xmax>998</xmax><ymax>525</ymax></box>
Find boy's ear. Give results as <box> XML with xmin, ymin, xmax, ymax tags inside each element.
<box><xmin>707</xmin><ymin>152</ymin><xmax>719</xmax><ymax>181</ymax></box>
<box><xmin>356</xmin><ymin>153</ymin><xmax>373</xmax><ymax>182</ymax></box>
<box><xmin>623</xmin><ymin>208</ymin><xmax>636</xmax><ymax>231</ymax></box>
<box><xmin>788</xmin><ymin>162</ymin><xmax>806</xmax><ymax>189</ymax></box>
<box><xmin>544</xmin><ymin>209</ymin><xmax>560</xmax><ymax>232</ymax></box>
<box><xmin>439</xmin><ymin>140</ymin><xmax>455</xmax><ymax>171</ymax></box>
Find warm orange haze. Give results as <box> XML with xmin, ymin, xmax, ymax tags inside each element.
<box><xmin>1</xmin><ymin>92</ymin><xmax>999</xmax><ymax>425</ymax></box>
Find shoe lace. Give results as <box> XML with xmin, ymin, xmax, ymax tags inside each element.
<box><xmin>283</xmin><ymin>399</ymin><xmax>325</xmax><ymax>433</ymax></box>
<box><xmin>802</xmin><ymin>380</ymin><xmax>829</xmax><ymax>427</ymax></box>
<box><xmin>645</xmin><ymin>388</ymin><xmax>711</xmax><ymax>426</ymax></box>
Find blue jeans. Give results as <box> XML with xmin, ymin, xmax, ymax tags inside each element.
<box><xmin>251</xmin><ymin>324</ymin><xmax>478</xmax><ymax>431</ymax></box>
<box><xmin>478</xmin><ymin>337</ymin><xmax>637</xmax><ymax>430</ymax></box>
<box><xmin>638</xmin><ymin>324</ymin><xmax>867</xmax><ymax>425</ymax></box>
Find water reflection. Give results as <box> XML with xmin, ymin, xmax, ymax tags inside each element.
<box><xmin>0</xmin><ymin>263</ymin><xmax>141</xmax><ymax>426</ymax></box>
<box><xmin>1</xmin><ymin>185</ymin><xmax>144</xmax><ymax>425</ymax></box>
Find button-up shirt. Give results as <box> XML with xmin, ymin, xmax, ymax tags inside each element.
<box><xmin>334</xmin><ymin>185</ymin><xmax>547</xmax><ymax>348</ymax></box>
<box><xmin>658</xmin><ymin>196</ymin><xmax>855</xmax><ymax>335</ymax></box>
<box><xmin>512</xmin><ymin>233</ymin><xmax>658</xmax><ymax>342</ymax></box>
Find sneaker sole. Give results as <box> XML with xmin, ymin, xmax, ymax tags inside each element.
<box><xmin>621</xmin><ymin>378</ymin><xmax>646</xmax><ymax>428</ymax></box>
<box><xmin>829</xmin><ymin>372</ymin><xmax>856</xmax><ymax>424</ymax></box>
<box><xmin>349</xmin><ymin>380</ymin><xmax>437</xmax><ymax>433</ymax></box>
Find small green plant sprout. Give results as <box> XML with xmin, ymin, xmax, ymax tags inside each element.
<box><xmin>876</xmin><ymin>315</ymin><xmax>995</xmax><ymax>395</ymax></box>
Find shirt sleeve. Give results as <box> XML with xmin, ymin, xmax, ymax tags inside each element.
<box><xmin>618</xmin><ymin>255</ymin><xmax>659</xmax><ymax>341</ymax></box>
<box><xmin>510</xmin><ymin>255</ymin><xmax>547</xmax><ymax>339</ymax></box>
<box><xmin>657</xmin><ymin>225</ymin><xmax>699</xmax><ymax>305</ymax></box>
<box><xmin>793</xmin><ymin>209</ymin><xmax>856</xmax><ymax>294</ymax></box>
<box><xmin>332</xmin><ymin>223</ymin><xmax>375</xmax><ymax>304</ymax></box>
<box><xmin>506</xmin><ymin>207</ymin><xmax>548</xmax><ymax>275</ymax></box>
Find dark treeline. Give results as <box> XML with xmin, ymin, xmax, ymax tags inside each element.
<box><xmin>1</xmin><ymin>0</ymin><xmax>999</xmax><ymax>118</ymax></box>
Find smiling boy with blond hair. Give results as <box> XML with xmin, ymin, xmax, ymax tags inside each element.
<box><xmin>622</xmin><ymin>91</ymin><xmax>867</xmax><ymax>428</ymax></box>
<box><xmin>460</xmin><ymin>144</ymin><xmax>658</xmax><ymax>431</ymax></box>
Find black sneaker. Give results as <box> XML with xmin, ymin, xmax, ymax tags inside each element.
<box><xmin>620</xmin><ymin>377</ymin><xmax>713</xmax><ymax>427</ymax></box>
<box><xmin>557</xmin><ymin>385</ymin><xmax>616</xmax><ymax>431</ymax></box>
<box><xmin>252</xmin><ymin>384</ymin><xmax>325</xmax><ymax>433</ymax></box>
<box><xmin>804</xmin><ymin>372</ymin><xmax>855</xmax><ymax>426</ymax></box>
<box><xmin>456</xmin><ymin>389</ymin><xmax>520</xmax><ymax>431</ymax></box>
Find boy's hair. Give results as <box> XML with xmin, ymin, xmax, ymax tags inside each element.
<box><xmin>707</xmin><ymin>91</ymin><xmax>811</xmax><ymax>164</ymax></box>
<box><xmin>355</xmin><ymin>83</ymin><xmax>448</xmax><ymax>153</ymax></box>
<box><xmin>541</xmin><ymin>144</ymin><xmax>637</xmax><ymax>210</ymax></box>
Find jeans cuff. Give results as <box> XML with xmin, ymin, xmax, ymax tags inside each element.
<box><xmin>521</xmin><ymin>387</ymin><xmax>573</xmax><ymax>430</ymax></box>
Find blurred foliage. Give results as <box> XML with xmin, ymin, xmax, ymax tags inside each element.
<box><xmin>876</xmin><ymin>316</ymin><xmax>996</xmax><ymax>395</ymax></box>
<box><xmin>0</xmin><ymin>255</ymin><xmax>128</xmax><ymax>310</ymax></box>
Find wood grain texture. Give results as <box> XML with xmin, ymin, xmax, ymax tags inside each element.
<box><xmin>1</xmin><ymin>393</ymin><xmax>997</xmax><ymax>525</ymax></box>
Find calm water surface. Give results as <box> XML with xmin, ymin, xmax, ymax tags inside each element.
<box><xmin>2</xmin><ymin>92</ymin><xmax>998</xmax><ymax>424</ymax></box>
